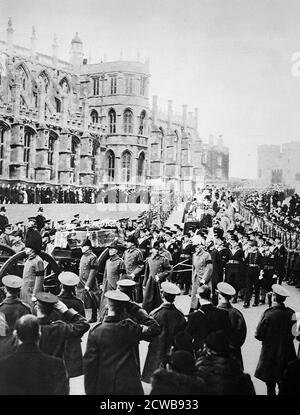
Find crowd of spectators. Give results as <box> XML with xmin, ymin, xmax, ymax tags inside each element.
<box><xmin>0</xmin><ymin>183</ymin><xmax>151</xmax><ymax>205</ymax></box>
<box><xmin>240</xmin><ymin>187</ymin><xmax>300</xmax><ymax>233</ymax></box>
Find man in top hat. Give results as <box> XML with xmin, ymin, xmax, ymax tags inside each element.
<box><xmin>142</xmin><ymin>281</ymin><xmax>186</xmax><ymax>383</ymax></box>
<box><xmin>186</xmin><ymin>284</ymin><xmax>232</xmax><ymax>354</ymax></box>
<box><xmin>254</xmin><ymin>284</ymin><xmax>297</xmax><ymax>395</ymax></box>
<box><xmin>51</xmin><ymin>272</ymin><xmax>85</xmax><ymax>379</ymax></box>
<box><xmin>99</xmin><ymin>241</ymin><xmax>126</xmax><ymax>320</ymax></box>
<box><xmin>0</xmin><ymin>206</ymin><xmax>8</xmax><ymax>232</ymax></box>
<box><xmin>142</xmin><ymin>240</ymin><xmax>172</xmax><ymax>314</ymax></box>
<box><xmin>84</xmin><ymin>290</ymin><xmax>153</xmax><ymax>395</ymax></box>
<box><xmin>123</xmin><ymin>235</ymin><xmax>144</xmax><ymax>303</ymax></box>
<box><xmin>35</xmin><ymin>206</ymin><xmax>46</xmax><ymax>232</ymax></box>
<box><xmin>78</xmin><ymin>238</ymin><xmax>99</xmax><ymax>323</ymax></box>
<box><xmin>34</xmin><ymin>292</ymin><xmax>89</xmax><ymax>363</ymax></box>
<box><xmin>0</xmin><ymin>223</ymin><xmax>13</xmax><ymax>246</ymax></box>
<box><xmin>20</xmin><ymin>231</ymin><xmax>44</xmax><ymax>308</ymax></box>
<box><xmin>190</xmin><ymin>238</ymin><xmax>213</xmax><ymax>312</ymax></box>
<box><xmin>0</xmin><ymin>314</ymin><xmax>69</xmax><ymax>395</ymax></box>
<box><xmin>217</xmin><ymin>282</ymin><xmax>247</xmax><ymax>369</ymax></box>
<box><xmin>0</xmin><ymin>275</ymin><xmax>31</xmax><ymax>359</ymax></box>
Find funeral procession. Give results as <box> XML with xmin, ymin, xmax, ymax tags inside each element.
<box><xmin>0</xmin><ymin>0</ymin><xmax>300</xmax><ymax>399</ymax></box>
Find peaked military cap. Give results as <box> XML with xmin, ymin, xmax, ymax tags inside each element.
<box><xmin>117</xmin><ymin>279</ymin><xmax>136</xmax><ymax>288</ymax></box>
<box><xmin>272</xmin><ymin>284</ymin><xmax>290</xmax><ymax>297</ymax></box>
<box><xmin>2</xmin><ymin>275</ymin><xmax>23</xmax><ymax>289</ymax></box>
<box><xmin>36</xmin><ymin>292</ymin><xmax>58</xmax><ymax>304</ymax></box>
<box><xmin>58</xmin><ymin>271</ymin><xmax>79</xmax><ymax>286</ymax></box>
<box><xmin>28</xmin><ymin>217</ymin><xmax>36</xmax><ymax>222</ymax></box>
<box><xmin>104</xmin><ymin>290</ymin><xmax>130</xmax><ymax>302</ymax></box>
<box><xmin>217</xmin><ymin>282</ymin><xmax>236</xmax><ymax>297</ymax></box>
<box><xmin>161</xmin><ymin>281</ymin><xmax>180</xmax><ymax>295</ymax></box>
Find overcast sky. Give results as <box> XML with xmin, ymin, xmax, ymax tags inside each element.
<box><xmin>1</xmin><ymin>0</ymin><xmax>300</xmax><ymax>179</ymax></box>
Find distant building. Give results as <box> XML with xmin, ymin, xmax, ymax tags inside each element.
<box><xmin>0</xmin><ymin>20</ymin><xmax>229</xmax><ymax>196</ymax></box>
<box><xmin>257</xmin><ymin>142</ymin><xmax>300</xmax><ymax>188</ymax></box>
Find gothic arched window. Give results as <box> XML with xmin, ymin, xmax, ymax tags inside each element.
<box><xmin>106</xmin><ymin>150</ymin><xmax>115</xmax><ymax>182</ymax></box>
<box><xmin>139</xmin><ymin>110</ymin><xmax>146</xmax><ymax>135</ymax></box>
<box><xmin>121</xmin><ymin>150</ymin><xmax>131</xmax><ymax>182</ymax></box>
<box><xmin>109</xmin><ymin>109</ymin><xmax>116</xmax><ymax>133</ymax></box>
<box><xmin>124</xmin><ymin>109</ymin><xmax>133</xmax><ymax>134</ymax></box>
<box><xmin>137</xmin><ymin>152</ymin><xmax>145</xmax><ymax>182</ymax></box>
<box><xmin>24</xmin><ymin>128</ymin><xmax>33</xmax><ymax>178</ymax></box>
<box><xmin>91</xmin><ymin>110</ymin><xmax>99</xmax><ymax>124</ymax></box>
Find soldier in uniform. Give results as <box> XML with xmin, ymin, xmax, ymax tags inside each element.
<box><xmin>142</xmin><ymin>281</ymin><xmax>186</xmax><ymax>383</ymax></box>
<box><xmin>116</xmin><ymin>279</ymin><xmax>161</xmax><ymax>373</ymax></box>
<box><xmin>186</xmin><ymin>285</ymin><xmax>232</xmax><ymax>354</ymax></box>
<box><xmin>274</xmin><ymin>236</ymin><xmax>287</xmax><ymax>285</ymax></box>
<box><xmin>142</xmin><ymin>240</ymin><xmax>172</xmax><ymax>314</ymax></box>
<box><xmin>34</xmin><ymin>292</ymin><xmax>89</xmax><ymax>363</ymax></box>
<box><xmin>0</xmin><ymin>315</ymin><xmax>69</xmax><ymax>395</ymax></box>
<box><xmin>123</xmin><ymin>235</ymin><xmax>144</xmax><ymax>303</ymax></box>
<box><xmin>51</xmin><ymin>272</ymin><xmax>86</xmax><ymax>379</ymax></box>
<box><xmin>255</xmin><ymin>284</ymin><xmax>297</xmax><ymax>395</ymax></box>
<box><xmin>0</xmin><ymin>206</ymin><xmax>9</xmax><ymax>232</ymax></box>
<box><xmin>40</xmin><ymin>219</ymin><xmax>52</xmax><ymax>251</ymax></box>
<box><xmin>77</xmin><ymin>238</ymin><xmax>99</xmax><ymax>323</ymax></box>
<box><xmin>0</xmin><ymin>223</ymin><xmax>13</xmax><ymax>246</ymax></box>
<box><xmin>259</xmin><ymin>240</ymin><xmax>276</xmax><ymax>304</ymax></box>
<box><xmin>83</xmin><ymin>290</ymin><xmax>153</xmax><ymax>395</ymax></box>
<box><xmin>99</xmin><ymin>241</ymin><xmax>126</xmax><ymax>320</ymax></box>
<box><xmin>217</xmin><ymin>282</ymin><xmax>247</xmax><ymax>369</ymax></box>
<box><xmin>243</xmin><ymin>240</ymin><xmax>263</xmax><ymax>308</ymax></box>
<box><xmin>35</xmin><ymin>206</ymin><xmax>46</xmax><ymax>232</ymax></box>
<box><xmin>176</xmin><ymin>233</ymin><xmax>194</xmax><ymax>295</ymax></box>
<box><xmin>225</xmin><ymin>234</ymin><xmax>244</xmax><ymax>303</ymax></box>
<box><xmin>24</xmin><ymin>217</ymin><xmax>42</xmax><ymax>254</ymax></box>
<box><xmin>190</xmin><ymin>240</ymin><xmax>213</xmax><ymax>312</ymax></box>
<box><xmin>138</xmin><ymin>227</ymin><xmax>151</xmax><ymax>260</ymax></box>
<box><xmin>20</xmin><ymin>234</ymin><xmax>44</xmax><ymax>309</ymax></box>
<box><xmin>0</xmin><ymin>275</ymin><xmax>31</xmax><ymax>359</ymax></box>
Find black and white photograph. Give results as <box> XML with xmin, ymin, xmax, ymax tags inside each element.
<box><xmin>0</xmin><ymin>0</ymin><xmax>299</xmax><ymax>401</ymax></box>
